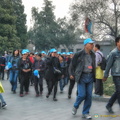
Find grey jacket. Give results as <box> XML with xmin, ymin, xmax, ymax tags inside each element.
<box><xmin>69</xmin><ymin>49</ymin><xmax>96</xmax><ymax>83</ymax></box>
<box><xmin>104</xmin><ymin>47</ymin><xmax>120</xmax><ymax>78</ymax></box>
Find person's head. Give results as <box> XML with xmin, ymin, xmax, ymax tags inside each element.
<box><xmin>115</xmin><ymin>36</ymin><xmax>120</xmax><ymax>47</ymax></box>
<box><xmin>58</xmin><ymin>55</ymin><xmax>64</xmax><ymax>62</ymax></box>
<box><xmin>50</xmin><ymin>48</ymin><xmax>57</xmax><ymax>57</ymax></box>
<box><xmin>12</xmin><ymin>50</ymin><xmax>19</xmax><ymax>56</ymax></box>
<box><xmin>30</xmin><ymin>52</ymin><xmax>34</xmax><ymax>57</ymax></box>
<box><xmin>84</xmin><ymin>38</ymin><xmax>94</xmax><ymax>52</ymax></box>
<box><xmin>94</xmin><ymin>44</ymin><xmax>100</xmax><ymax>52</ymax></box>
<box><xmin>41</xmin><ymin>51</ymin><xmax>46</xmax><ymax>57</ymax></box>
<box><xmin>36</xmin><ymin>53</ymin><xmax>42</xmax><ymax>60</ymax></box>
<box><xmin>21</xmin><ymin>50</ymin><xmax>28</xmax><ymax>59</ymax></box>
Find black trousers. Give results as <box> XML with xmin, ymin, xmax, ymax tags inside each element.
<box><xmin>68</xmin><ymin>79</ymin><xmax>75</xmax><ymax>96</ymax></box>
<box><xmin>47</xmin><ymin>79</ymin><xmax>58</xmax><ymax>98</ymax></box>
<box><xmin>34</xmin><ymin>76</ymin><xmax>43</xmax><ymax>94</ymax></box>
<box><xmin>107</xmin><ymin>76</ymin><xmax>120</xmax><ymax>107</ymax></box>
<box><xmin>0</xmin><ymin>66</ymin><xmax>5</xmax><ymax>80</ymax></box>
<box><xmin>95</xmin><ymin>79</ymin><xmax>103</xmax><ymax>96</ymax></box>
<box><xmin>20</xmin><ymin>72</ymin><xmax>30</xmax><ymax>94</ymax></box>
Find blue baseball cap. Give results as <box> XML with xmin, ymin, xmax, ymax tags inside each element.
<box><xmin>84</xmin><ymin>38</ymin><xmax>94</xmax><ymax>45</ymax></box>
<box><xmin>22</xmin><ymin>49</ymin><xmax>27</xmax><ymax>54</ymax></box>
<box><xmin>41</xmin><ymin>51</ymin><xmax>46</xmax><ymax>54</ymax></box>
<box><xmin>49</xmin><ymin>48</ymin><xmax>57</xmax><ymax>53</ymax></box>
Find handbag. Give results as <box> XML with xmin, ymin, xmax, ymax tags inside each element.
<box><xmin>0</xmin><ymin>82</ymin><xmax>5</xmax><ymax>93</ymax></box>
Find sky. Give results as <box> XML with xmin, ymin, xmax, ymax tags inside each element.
<box><xmin>22</xmin><ymin>0</ymin><xmax>73</xmax><ymax>29</ymax></box>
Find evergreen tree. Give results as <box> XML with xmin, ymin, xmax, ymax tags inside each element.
<box><xmin>0</xmin><ymin>0</ymin><xmax>21</xmax><ymax>53</ymax></box>
<box><xmin>12</xmin><ymin>0</ymin><xmax>27</xmax><ymax>49</ymax></box>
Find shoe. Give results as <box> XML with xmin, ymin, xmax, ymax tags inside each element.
<box><xmin>46</xmin><ymin>94</ymin><xmax>49</xmax><ymax>98</ymax></box>
<box><xmin>72</xmin><ymin>107</ymin><xmax>77</xmax><ymax>115</ymax></box>
<box><xmin>60</xmin><ymin>91</ymin><xmax>63</xmax><ymax>93</ymax></box>
<box><xmin>2</xmin><ymin>102</ymin><xmax>7</xmax><ymax>108</ymax></box>
<box><xmin>82</xmin><ymin>114</ymin><xmax>92</xmax><ymax>119</ymax></box>
<box><xmin>40</xmin><ymin>92</ymin><xmax>43</xmax><ymax>95</ymax></box>
<box><xmin>68</xmin><ymin>95</ymin><xmax>71</xmax><ymax>99</ymax></box>
<box><xmin>53</xmin><ymin>98</ymin><xmax>58</xmax><ymax>101</ymax></box>
<box><xmin>36</xmin><ymin>94</ymin><xmax>39</xmax><ymax>97</ymax></box>
<box><xmin>13</xmin><ymin>90</ymin><xmax>16</xmax><ymax>94</ymax></box>
<box><xmin>20</xmin><ymin>94</ymin><xmax>24</xmax><ymax>97</ymax></box>
<box><xmin>106</xmin><ymin>105</ymin><xmax>114</xmax><ymax>113</ymax></box>
<box><xmin>25</xmin><ymin>92</ymin><xmax>29</xmax><ymax>95</ymax></box>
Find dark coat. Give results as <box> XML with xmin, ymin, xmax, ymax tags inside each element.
<box><xmin>45</xmin><ymin>56</ymin><xmax>61</xmax><ymax>81</ymax></box>
<box><xmin>69</xmin><ymin>49</ymin><xmax>96</xmax><ymax>83</ymax></box>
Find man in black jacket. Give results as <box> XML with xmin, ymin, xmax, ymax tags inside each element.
<box><xmin>69</xmin><ymin>38</ymin><xmax>95</xmax><ymax>119</ymax></box>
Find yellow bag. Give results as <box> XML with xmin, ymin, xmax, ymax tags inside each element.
<box><xmin>0</xmin><ymin>82</ymin><xmax>5</xmax><ymax>93</ymax></box>
<box><xmin>96</xmin><ymin>66</ymin><xmax>104</xmax><ymax>79</ymax></box>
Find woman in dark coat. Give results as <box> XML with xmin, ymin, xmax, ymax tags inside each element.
<box><xmin>45</xmin><ymin>48</ymin><xmax>61</xmax><ymax>101</ymax></box>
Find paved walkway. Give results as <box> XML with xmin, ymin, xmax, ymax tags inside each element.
<box><xmin>0</xmin><ymin>77</ymin><xmax>120</xmax><ymax>120</ymax></box>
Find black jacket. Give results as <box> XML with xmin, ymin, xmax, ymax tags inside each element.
<box><xmin>69</xmin><ymin>49</ymin><xmax>96</xmax><ymax>83</ymax></box>
<box><xmin>45</xmin><ymin>56</ymin><xmax>61</xmax><ymax>81</ymax></box>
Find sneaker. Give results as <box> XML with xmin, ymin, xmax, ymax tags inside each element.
<box><xmin>25</xmin><ymin>92</ymin><xmax>29</xmax><ymax>95</ymax></box>
<box><xmin>20</xmin><ymin>94</ymin><xmax>24</xmax><ymax>97</ymax></box>
<box><xmin>82</xmin><ymin>114</ymin><xmax>92</xmax><ymax>119</ymax></box>
<box><xmin>68</xmin><ymin>95</ymin><xmax>71</xmax><ymax>99</ymax></box>
<box><xmin>40</xmin><ymin>92</ymin><xmax>43</xmax><ymax>95</ymax></box>
<box><xmin>36</xmin><ymin>94</ymin><xmax>39</xmax><ymax>97</ymax></box>
<box><xmin>72</xmin><ymin>107</ymin><xmax>77</xmax><ymax>115</ymax></box>
<box><xmin>13</xmin><ymin>90</ymin><xmax>16</xmax><ymax>94</ymax></box>
<box><xmin>106</xmin><ymin>105</ymin><xmax>114</xmax><ymax>113</ymax></box>
<box><xmin>46</xmin><ymin>94</ymin><xmax>49</xmax><ymax>98</ymax></box>
<box><xmin>2</xmin><ymin>102</ymin><xmax>7</xmax><ymax>108</ymax></box>
<box><xmin>53</xmin><ymin>98</ymin><xmax>58</xmax><ymax>101</ymax></box>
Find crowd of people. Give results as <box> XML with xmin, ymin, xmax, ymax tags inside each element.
<box><xmin>0</xmin><ymin>37</ymin><xmax>120</xmax><ymax>119</ymax></box>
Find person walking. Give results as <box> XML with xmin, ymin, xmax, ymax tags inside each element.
<box><xmin>8</xmin><ymin>50</ymin><xmax>20</xmax><ymax>93</ymax></box>
<box><xmin>93</xmin><ymin>44</ymin><xmax>104</xmax><ymax>97</ymax></box>
<box><xmin>69</xmin><ymin>38</ymin><xmax>95</xmax><ymax>119</ymax></box>
<box><xmin>18</xmin><ymin>50</ymin><xmax>32</xmax><ymax>97</ymax></box>
<box><xmin>103</xmin><ymin>36</ymin><xmax>120</xmax><ymax>113</ymax></box>
<box><xmin>45</xmin><ymin>48</ymin><xmax>61</xmax><ymax>101</ymax></box>
<box><xmin>32</xmin><ymin>53</ymin><xmax>46</xmax><ymax>97</ymax></box>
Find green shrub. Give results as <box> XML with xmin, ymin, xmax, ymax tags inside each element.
<box><xmin>103</xmin><ymin>76</ymin><xmax>115</xmax><ymax>96</ymax></box>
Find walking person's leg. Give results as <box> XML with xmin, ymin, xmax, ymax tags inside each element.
<box><xmin>0</xmin><ymin>93</ymin><xmax>7</xmax><ymax>108</ymax></box>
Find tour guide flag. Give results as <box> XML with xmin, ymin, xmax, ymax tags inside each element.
<box><xmin>84</xmin><ymin>17</ymin><xmax>92</xmax><ymax>34</ymax></box>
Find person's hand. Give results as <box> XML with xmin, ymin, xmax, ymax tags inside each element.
<box><xmin>70</xmin><ymin>75</ymin><xmax>74</xmax><ymax>80</ymax></box>
<box><xmin>102</xmin><ymin>77</ymin><xmax>107</xmax><ymax>82</ymax></box>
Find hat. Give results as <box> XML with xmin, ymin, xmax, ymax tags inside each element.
<box><xmin>66</xmin><ymin>52</ymin><xmax>70</xmax><ymax>55</ymax></box>
<box><xmin>69</xmin><ymin>52</ymin><xmax>74</xmax><ymax>54</ymax></box>
<box><xmin>84</xmin><ymin>38</ymin><xmax>94</xmax><ymax>45</ymax></box>
<box><xmin>25</xmin><ymin>49</ymin><xmax>30</xmax><ymax>53</ymax></box>
<box><xmin>49</xmin><ymin>48</ymin><xmax>57</xmax><ymax>53</ymax></box>
<box><xmin>41</xmin><ymin>51</ymin><xmax>46</xmax><ymax>54</ymax></box>
<box><xmin>57</xmin><ymin>52</ymin><xmax>61</xmax><ymax>55</ymax></box>
<box><xmin>35</xmin><ymin>52</ymin><xmax>38</xmax><ymax>55</ymax></box>
<box><xmin>22</xmin><ymin>49</ymin><xmax>27</xmax><ymax>54</ymax></box>
<box><xmin>62</xmin><ymin>52</ymin><xmax>66</xmax><ymax>55</ymax></box>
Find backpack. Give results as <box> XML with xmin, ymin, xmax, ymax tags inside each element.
<box><xmin>97</xmin><ymin>52</ymin><xmax>106</xmax><ymax>70</ymax></box>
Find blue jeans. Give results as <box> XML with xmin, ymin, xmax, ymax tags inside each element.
<box><xmin>107</xmin><ymin>76</ymin><xmax>120</xmax><ymax>107</ymax></box>
<box><xmin>0</xmin><ymin>93</ymin><xmax>5</xmax><ymax>103</ymax></box>
<box><xmin>59</xmin><ymin>77</ymin><xmax>67</xmax><ymax>91</ymax></box>
<box><xmin>9</xmin><ymin>70</ymin><xmax>19</xmax><ymax>91</ymax></box>
<box><xmin>74</xmin><ymin>73</ymin><xmax>94</xmax><ymax>115</ymax></box>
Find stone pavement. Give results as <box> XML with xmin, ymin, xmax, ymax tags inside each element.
<box><xmin>0</xmin><ymin>78</ymin><xmax>120</xmax><ymax>120</ymax></box>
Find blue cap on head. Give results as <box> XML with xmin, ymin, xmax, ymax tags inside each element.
<box><xmin>57</xmin><ymin>52</ymin><xmax>61</xmax><ymax>55</ymax></box>
<box><xmin>69</xmin><ymin>52</ymin><xmax>74</xmax><ymax>54</ymax></box>
<box><xmin>84</xmin><ymin>38</ymin><xmax>94</xmax><ymax>45</ymax></box>
<box><xmin>35</xmin><ymin>52</ymin><xmax>38</xmax><ymax>55</ymax></box>
<box><xmin>50</xmin><ymin>48</ymin><xmax>57</xmax><ymax>53</ymax></box>
<box><xmin>66</xmin><ymin>52</ymin><xmax>70</xmax><ymax>55</ymax></box>
<box><xmin>62</xmin><ymin>52</ymin><xmax>66</xmax><ymax>55</ymax></box>
<box><xmin>33</xmin><ymin>70</ymin><xmax>39</xmax><ymax>76</ymax></box>
<box><xmin>41</xmin><ymin>51</ymin><xmax>46</xmax><ymax>54</ymax></box>
<box><xmin>25</xmin><ymin>49</ymin><xmax>30</xmax><ymax>53</ymax></box>
<box><xmin>22</xmin><ymin>49</ymin><xmax>27</xmax><ymax>54</ymax></box>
